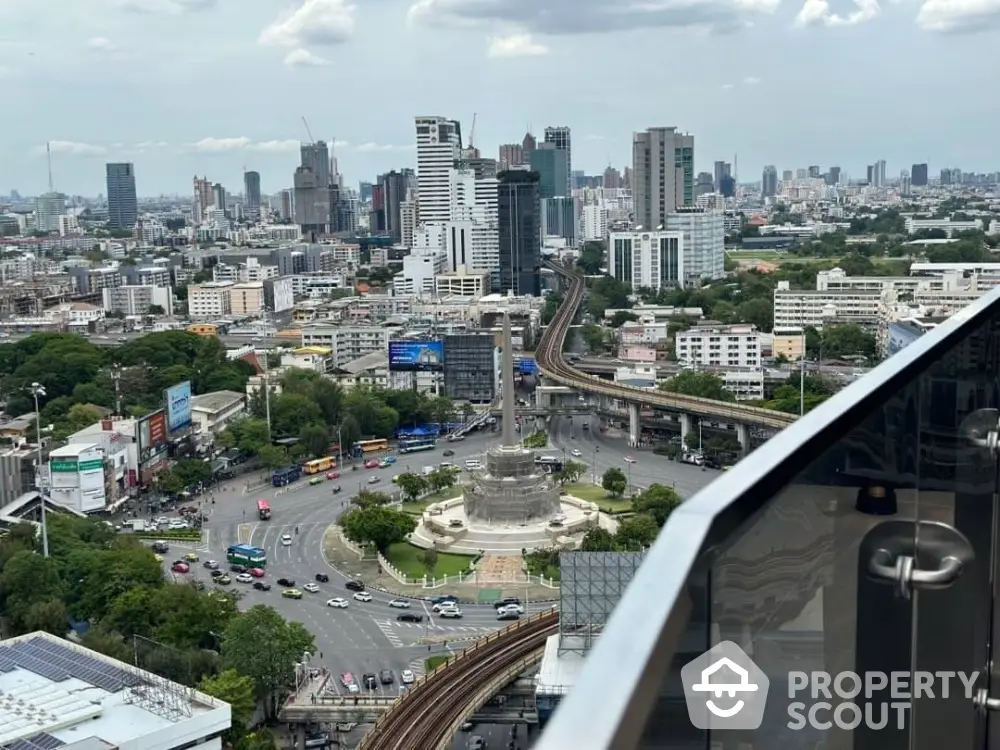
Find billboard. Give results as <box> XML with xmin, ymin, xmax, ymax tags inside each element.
<box><xmin>165</xmin><ymin>381</ymin><xmax>193</xmax><ymax>432</ymax></box>
<box><xmin>388</xmin><ymin>340</ymin><xmax>444</xmax><ymax>372</ymax></box>
<box><xmin>137</xmin><ymin>409</ymin><xmax>168</xmax><ymax>465</ymax></box>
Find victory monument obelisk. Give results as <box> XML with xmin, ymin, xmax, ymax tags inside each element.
<box><xmin>463</xmin><ymin>313</ymin><xmax>560</xmax><ymax>523</ymax></box>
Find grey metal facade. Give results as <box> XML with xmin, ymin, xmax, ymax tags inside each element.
<box><xmin>443</xmin><ymin>334</ymin><xmax>495</xmax><ymax>403</ymax></box>
<box><xmin>106</xmin><ymin>163</ymin><xmax>137</xmax><ymax>230</ymax></box>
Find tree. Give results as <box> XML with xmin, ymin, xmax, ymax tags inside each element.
<box><xmin>615</xmin><ymin>514</ymin><xmax>660</xmax><ymax>550</ymax></box>
<box><xmin>0</xmin><ymin>551</ymin><xmax>66</xmax><ymax>634</ymax></box>
<box><xmin>148</xmin><ymin>304</ymin><xmax>166</xmax><ymax>316</ymax></box>
<box><xmin>235</xmin><ymin>731</ymin><xmax>280</xmax><ymax>750</ymax></box>
<box><xmin>299</xmin><ymin>422</ymin><xmax>331</xmax><ymax>458</ymax></box>
<box><xmin>577</xmin><ymin>241</ymin><xmax>604</xmax><ymax>274</ymax></box>
<box><xmin>580</xmin><ymin>527</ymin><xmax>616</xmax><ymax>552</ymax></box>
<box><xmin>421</xmin><ymin>548</ymin><xmax>438</xmax><ymax>573</ymax></box>
<box><xmin>427</xmin><ymin>468</ymin><xmax>456</xmax><ymax>493</ymax></box>
<box><xmin>200</xmin><ymin>669</ymin><xmax>256</xmax><ymax>743</ymax></box>
<box><xmin>580</xmin><ymin>323</ymin><xmax>608</xmax><ymax>354</ymax></box>
<box><xmin>661</xmin><ymin>371</ymin><xmax>734</xmax><ymax>402</ymax></box>
<box><xmin>340</xmin><ymin>505</ymin><xmax>417</xmax><ymax>551</ymax></box>
<box><xmin>632</xmin><ymin>484</ymin><xmax>682</xmax><ymax>527</ymax></box>
<box><xmin>221</xmin><ymin>605</ymin><xmax>315</xmax><ymax>718</ymax></box>
<box><xmin>352</xmin><ymin>489</ymin><xmax>393</xmax><ymax>509</ymax></box>
<box><xmin>74</xmin><ymin>544</ymin><xmax>166</xmax><ymax>621</ymax></box>
<box><xmin>270</xmin><ymin>393</ymin><xmax>323</xmax><ymax>438</ymax></box>
<box><xmin>172</xmin><ymin>458</ymin><xmax>213</xmax><ymax>488</ymax></box>
<box><xmin>602</xmin><ymin>468</ymin><xmax>627</xmax><ymax>498</ymax></box>
<box><xmin>558</xmin><ymin>460</ymin><xmax>585</xmax><ymax>484</ymax></box>
<box><xmin>53</xmin><ymin>403</ymin><xmax>104</xmax><ymax>440</ymax></box>
<box><xmin>396</xmin><ymin>473</ymin><xmax>428</xmax><ymax>502</ymax></box>
<box><xmin>257</xmin><ymin>445</ymin><xmax>286</xmax><ymax>470</ymax></box>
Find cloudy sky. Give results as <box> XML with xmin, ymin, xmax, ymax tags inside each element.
<box><xmin>1</xmin><ymin>0</ymin><xmax>996</xmax><ymax>197</ymax></box>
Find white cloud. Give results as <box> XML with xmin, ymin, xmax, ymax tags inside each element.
<box><xmin>259</xmin><ymin>0</ymin><xmax>355</xmax><ymax>49</ymax></box>
<box><xmin>250</xmin><ymin>140</ymin><xmax>301</xmax><ymax>153</ymax></box>
<box><xmin>39</xmin><ymin>141</ymin><xmax>107</xmax><ymax>156</ymax></box>
<box><xmin>353</xmin><ymin>142</ymin><xmax>414</xmax><ymax>153</ymax></box>
<box><xmin>488</xmin><ymin>33</ymin><xmax>550</xmax><ymax>58</ymax></box>
<box><xmin>721</xmin><ymin>83</ymin><xmax>735</xmax><ymax>89</ymax></box>
<box><xmin>119</xmin><ymin>0</ymin><xmax>217</xmax><ymax>13</ymax></box>
<box><xmin>916</xmin><ymin>0</ymin><xmax>1000</xmax><ymax>31</ymax></box>
<box><xmin>191</xmin><ymin>138</ymin><xmax>306</xmax><ymax>153</ymax></box>
<box><xmin>795</xmin><ymin>0</ymin><xmax>881</xmax><ymax>26</ymax></box>
<box><xmin>743</xmin><ymin>75</ymin><xmax>761</xmax><ymax>84</ymax></box>
<box><xmin>134</xmin><ymin>141</ymin><xmax>169</xmax><ymax>149</ymax></box>
<box><xmin>86</xmin><ymin>36</ymin><xmax>117</xmax><ymax>51</ymax></box>
<box><xmin>283</xmin><ymin>48</ymin><xmax>330</xmax><ymax>67</ymax></box>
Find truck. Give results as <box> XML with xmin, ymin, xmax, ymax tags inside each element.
<box><xmin>227</xmin><ymin>544</ymin><xmax>267</xmax><ymax>568</ymax></box>
<box><xmin>680</xmin><ymin>452</ymin><xmax>705</xmax><ymax>467</ymax></box>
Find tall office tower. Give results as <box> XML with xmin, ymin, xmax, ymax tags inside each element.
<box><xmin>875</xmin><ymin>160</ymin><xmax>886</xmax><ymax>187</ymax></box>
<box><xmin>522</xmin><ymin>132</ymin><xmax>536</xmax><ymax>154</ymax></box>
<box><xmin>300</xmin><ymin>141</ymin><xmax>331</xmax><ymax>188</ymax></box>
<box><xmin>497</xmin><ymin>170</ymin><xmax>541</xmax><ymax>297</ymax></box>
<box><xmin>244</xmin><ymin>170</ymin><xmax>261</xmax><ymax>211</ymax></box>
<box><xmin>543</xmin><ymin>127</ymin><xmax>572</xmax><ymax>197</ymax></box>
<box><xmin>900</xmin><ymin>171</ymin><xmax>912</xmax><ymax>196</ymax></box>
<box><xmin>867</xmin><ymin>165</ymin><xmax>876</xmax><ymax>185</ymax></box>
<box><xmin>713</xmin><ymin>161</ymin><xmax>731</xmax><ymax>191</ymax></box>
<box><xmin>827</xmin><ymin>166</ymin><xmax>841</xmax><ymax>186</ymax></box>
<box><xmin>940</xmin><ymin>168</ymin><xmax>954</xmax><ymax>185</ymax></box>
<box><xmin>623</xmin><ymin>166</ymin><xmax>633</xmax><ymax>191</ymax></box>
<box><xmin>374</xmin><ymin>169</ymin><xmax>413</xmax><ymax>242</ymax></box>
<box><xmin>279</xmin><ymin>189</ymin><xmax>293</xmax><ymax>220</ymax></box>
<box><xmin>719</xmin><ymin>176</ymin><xmax>735</xmax><ymax>198</ymax></box>
<box><xmin>415</xmin><ymin>116</ymin><xmax>462</xmax><ymax>223</ymax></box>
<box><xmin>603</xmin><ymin>166</ymin><xmax>622</xmax><ymax>189</ymax></box>
<box><xmin>35</xmin><ymin>192</ymin><xmax>66</xmax><ymax>233</ymax></box>
<box><xmin>105</xmin><ymin>162</ymin><xmax>137</xmax><ymax>230</ymax></box>
<box><xmin>541</xmin><ymin>197</ymin><xmax>575</xmax><ymax>243</ymax></box>
<box><xmin>796</xmin><ymin>168</ymin><xmax>807</xmax><ymax>180</ymax></box>
<box><xmin>808</xmin><ymin>165</ymin><xmax>821</xmax><ymax>179</ymax></box>
<box><xmin>632</xmin><ymin>126</ymin><xmax>694</xmax><ymax>229</ymax></box>
<box><xmin>528</xmin><ymin>143</ymin><xmax>570</xmax><ymax>199</ymax></box>
<box><xmin>192</xmin><ymin>176</ymin><xmax>213</xmax><ymax>223</ymax></box>
<box><xmin>762</xmin><ymin>165</ymin><xmax>778</xmax><ymax>197</ymax></box>
<box><xmin>781</xmin><ymin>170</ymin><xmax>793</xmax><ymax>182</ymax></box>
<box><xmin>293</xmin><ymin>166</ymin><xmax>330</xmax><ymax>236</ymax></box>
<box><xmin>499</xmin><ymin>143</ymin><xmax>524</xmax><ymax>170</ymax></box>
<box><xmin>694</xmin><ymin>172</ymin><xmax>714</xmax><ymax>198</ymax></box>
<box><xmin>665</xmin><ymin>208</ymin><xmax>725</xmax><ymax>283</ymax></box>
<box><xmin>212</xmin><ymin>183</ymin><xmax>226</xmax><ymax>213</ymax></box>
<box><xmin>911</xmin><ymin>163</ymin><xmax>929</xmax><ymax>187</ymax></box>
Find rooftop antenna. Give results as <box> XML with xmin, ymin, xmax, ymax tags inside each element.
<box><xmin>46</xmin><ymin>141</ymin><xmax>54</xmax><ymax>193</ymax></box>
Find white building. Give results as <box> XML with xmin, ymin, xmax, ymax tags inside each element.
<box><xmin>299</xmin><ymin>324</ymin><xmax>390</xmax><ymax>367</ymax></box>
<box><xmin>580</xmin><ymin>204</ymin><xmax>607</xmax><ymax>242</ymax></box>
<box><xmin>136</xmin><ymin>266</ymin><xmax>171</xmax><ymax>286</ymax></box>
<box><xmin>191</xmin><ymin>390</ymin><xmax>246</xmax><ymax>436</ymax></box>
<box><xmin>676</xmin><ymin>323</ymin><xmax>760</xmax><ymax>368</ymax></box>
<box><xmin>400</xmin><ymin>199</ymin><xmax>417</xmax><ymax>248</ymax></box>
<box><xmin>773</xmin><ymin>284</ymin><xmax>882</xmax><ymax>329</ymax></box>
<box><xmin>188</xmin><ymin>281</ymin><xmax>233</xmax><ymax>319</ymax></box>
<box><xmin>0</xmin><ymin>630</ymin><xmax>230</xmax><ymax>750</ymax></box>
<box><xmin>47</xmin><ymin>443</ymin><xmax>107</xmax><ymax>513</ymax></box>
<box><xmin>416</xmin><ymin>116</ymin><xmax>461</xmax><ymax>224</ymax></box>
<box><xmin>664</xmin><ymin>208</ymin><xmax>726</xmax><ymax>282</ymax></box>
<box><xmin>904</xmin><ymin>217</ymin><xmax>983</xmax><ymax>236</ymax></box>
<box><xmin>103</xmin><ymin>285</ymin><xmax>173</xmax><ymax>316</ymax></box>
<box><xmin>435</xmin><ymin>271</ymin><xmax>490</xmax><ymax>297</ymax></box>
<box><xmin>607</xmin><ymin>230</ymin><xmax>685</xmax><ymax>290</ymax></box>
<box><xmin>394</xmin><ymin>246</ymin><xmax>447</xmax><ymax>297</ymax></box>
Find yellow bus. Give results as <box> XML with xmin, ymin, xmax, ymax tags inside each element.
<box><xmin>353</xmin><ymin>438</ymin><xmax>389</xmax><ymax>457</ymax></box>
<box><xmin>303</xmin><ymin>457</ymin><xmax>335</xmax><ymax>474</ymax></box>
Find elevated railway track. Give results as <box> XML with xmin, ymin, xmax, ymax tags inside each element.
<box><xmin>537</xmin><ymin>260</ymin><xmax>796</xmax><ymax>431</ymax></box>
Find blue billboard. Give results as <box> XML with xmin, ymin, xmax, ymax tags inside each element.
<box><xmin>517</xmin><ymin>356</ymin><xmax>538</xmax><ymax>375</ymax></box>
<box><xmin>388</xmin><ymin>340</ymin><xmax>444</xmax><ymax>372</ymax></box>
<box><xmin>165</xmin><ymin>381</ymin><xmax>192</xmax><ymax>432</ymax></box>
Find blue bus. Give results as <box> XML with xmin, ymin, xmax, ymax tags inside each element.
<box><xmin>399</xmin><ymin>438</ymin><xmax>436</xmax><ymax>454</ymax></box>
<box><xmin>272</xmin><ymin>466</ymin><xmax>302</xmax><ymax>487</ymax></box>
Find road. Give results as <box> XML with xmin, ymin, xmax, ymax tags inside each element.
<box><xmin>3</xmin><ymin>331</ymin><xmax>298</xmax><ymax>350</ymax></box>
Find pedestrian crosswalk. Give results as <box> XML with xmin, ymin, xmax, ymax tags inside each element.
<box><xmin>373</xmin><ymin>619</ymin><xmax>404</xmax><ymax>647</ymax></box>
<box><xmin>392</xmin><ymin>621</ymin><xmax>497</xmax><ymax>634</ymax></box>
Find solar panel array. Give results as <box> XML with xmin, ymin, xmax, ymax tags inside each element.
<box><xmin>0</xmin><ymin>637</ymin><xmax>143</xmax><ymax>692</ymax></box>
<box><xmin>3</xmin><ymin>733</ymin><xmax>65</xmax><ymax>750</ymax></box>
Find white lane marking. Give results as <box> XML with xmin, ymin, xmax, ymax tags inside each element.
<box><xmin>372</xmin><ymin>619</ymin><xmax>403</xmax><ymax>648</ymax></box>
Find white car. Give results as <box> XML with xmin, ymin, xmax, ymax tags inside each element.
<box><xmin>388</xmin><ymin>599</ymin><xmax>410</xmax><ymax>608</ymax></box>
<box><xmin>497</xmin><ymin>603</ymin><xmax>525</xmax><ymax>615</ymax></box>
<box><xmin>570</xmin><ymin>449</ymin><xmax>582</xmax><ymax>457</ymax></box>
<box><xmin>326</xmin><ymin>597</ymin><xmax>349</xmax><ymax>608</ymax></box>
<box><xmin>303</xmin><ymin>583</ymin><xmax>319</xmax><ymax>593</ymax></box>
<box><xmin>432</xmin><ymin>602</ymin><xmax>459</xmax><ymax>612</ymax></box>
<box><xmin>439</xmin><ymin>608</ymin><xmax>463</xmax><ymax>619</ymax></box>
<box><xmin>281</xmin><ymin>534</ymin><xmax>293</xmax><ymax>546</ymax></box>
<box><xmin>400</xmin><ymin>669</ymin><xmax>415</xmax><ymax>684</ymax></box>
<box><xmin>353</xmin><ymin>592</ymin><xmax>372</xmax><ymax>602</ymax></box>
<box><xmin>623</xmin><ymin>456</ymin><xmax>637</xmax><ymax>464</ymax></box>
<box><xmin>236</xmin><ymin>573</ymin><xmax>253</xmax><ymax>584</ymax></box>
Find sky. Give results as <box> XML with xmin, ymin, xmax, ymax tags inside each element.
<box><xmin>1</xmin><ymin>0</ymin><xmax>998</xmax><ymax>197</ymax></box>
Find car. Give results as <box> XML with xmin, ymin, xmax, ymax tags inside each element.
<box><xmin>345</xmin><ymin>579</ymin><xmax>365</xmax><ymax>592</ymax></box>
<box><xmin>397</xmin><ymin>613</ymin><xmax>423</xmax><ymax>623</ymax></box>
<box><xmin>439</xmin><ymin>608</ymin><xmax>463</xmax><ymax>618</ymax></box>
<box><xmin>277</xmin><ymin>578</ymin><xmax>296</xmax><ymax>587</ymax></box>
<box><xmin>362</xmin><ymin>673</ymin><xmax>377</xmax><ymax>690</ymax></box>
<box><xmin>388</xmin><ymin>598</ymin><xmax>410</xmax><ymax>608</ymax></box>
<box><xmin>230</xmin><ymin>564</ymin><xmax>247</xmax><ymax>574</ymax></box>
<box><xmin>309</xmin><ymin>477</ymin><xmax>323</xmax><ymax>485</ymax></box>
<box><xmin>624</xmin><ymin>456</ymin><xmax>636</xmax><ymax>464</ymax></box>
<box><xmin>367</xmin><ymin>476</ymin><xmax>380</xmax><ymax>484</ymax></box>
<box><xmin>326</xmin><ymin>597</ymin><xmax>349</xmax><ymax>608</ymax></box>
<box><xmin>497</xmin><ymin>610</ymin><xmax>520</xmax><ymax>621</ymax></box>
<box><xmin>214</xmin><ymin>575</ymin><xmax>232</xmax><ymax>586</ymax></box>
<box><xmin>303</xmin><ymin>583</ymin><xmax>320</xmax><ymax>593</ymax></box>
<box><xmin>432</xmin><ymin>601</ymin><xmax>461</xmax><ymax>612</ymax></box>
<box><xmin>353</xmin><ymin>591</ymin><xmax>372</xmax><ymax>603</ymax></box>
<box><xmin>315</xmin><ymin>573</ymin><xmax>330</xmax><ymax>583</ymax></box>
<box><xmin>364</xmin><ymin>459</ymin><xmax>379</xmax><ymax>469</ymax></box>
<box><xmin>570</xmin><ymin>449</ymin><xmax>582</xmax><ymax>457</ymax></box>
<box><xmin>496</xmin><ymin>603</ymin><xmax>525</xmax><ymax>615</ymax></box>
<box><xmin>325</xmin><ymin>471</ymin><xmax>340</xmax><ymax>479</ymax></box>
<box><xmin>253</xmin><ymin>582</ymin><xmax>271</xmax><ymax>591</ymax></box>
<box><xmin>171</xmin><ymin>561</ymin><xmax>189</xmax><ymax>573</ymax></box>
<box><xmin>183</xmin><ymin>552</ymin><xmax>200</xmax><ymax>562</ymax></box>
<box><xmin>282</xmin><ymin>588</ymin><xmax>303</xmax><ymax>599</ymax></box>
<box><xmin>401</xmin><ymin>669</ymin><xmax>415</xmax><ymax>684</ymax></box>
<box><xmin>379</xmin><ymin>668</ymin><xmax>394</xmax><ymax>685</ymax></box>
<box><xmin>152</xmin><ymin>540</ymin><xmax>169</xmax><ymax>553</ymax></box>
<box><xmin>443</xmin><ymin>449</ymin><xmax>455</xmax><ymax>457</ymax></box>
<box><xmin>236</xmin><ymin>573</ymin><xmax>253</xmax><ymax>584</ymax></box>
<box><xmin>249</xmin><ymin>567</ymin><xmax>265</xmax><ymax>577</ymax></box>
<box><xmin>210</xmin><ymin>569</ymin><xmax>225</xmax><ymax>579</ymax></box>
<box><xmin>340</xmin><ymin>672</ymin><xmax>358</xmax><ymax>691</ymax></box>
<box><xmin>468</xmin><ymin>736</ymin><xmax>486</xmax><ymax>750</ymax></box>
<box><xmin>430</xmin><ymin>594</ymin><xmax>457</xmax><ymax>606</ymax></box>
<box><xmin>494</xmin><ymin>597</ymin><xmax>521</xmax><ymax>607</ymax></box>
<box><xmin>331</xmin><ymin>485</ymin><xmax>342</xmax><ymax>494</ymax></box>
<box><xmin>281</xmin><ymin>534</ymin><xmax>293</xmax><ymax>546</ymax></box>
<box><xmin>203</xmin><ymin>560</ymin><xmax>220</xmax><ymax>570</ymax></box>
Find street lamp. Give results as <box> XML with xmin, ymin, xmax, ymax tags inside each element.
<box><xmin>29</xmin><ymin>382</ymin><xmax>49</xmax><ymax>558</ymax></box>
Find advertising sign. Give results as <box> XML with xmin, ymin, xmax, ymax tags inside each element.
<box><xmin>388</xmin><ymin>340</ymin><xmax>444</xmax><ymax>372</ymax></box>
<box><xmin>165</xmin><ymin>381</ymin><xmax>193</xmax><ymax>432</ymax></box>
<box><xmin>137</xmin><ymin>409</ymin><xmax>168</xmax><ymax>465</ymax></box>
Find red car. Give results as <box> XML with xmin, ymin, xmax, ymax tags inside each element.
<box><xmin>171</xmin><ymin>561</ymin><xmax>190</xmax><ymax>573</ymax></box>
<box><xmin>364</xmin><ymin>459</ymin><xmax>379</xmax><ymax>469</ymax></box>
<box><xmin>249</xmin><ymin>568</ymin><xmax>266</xmax><ymax>578</ymax></box>
<box><xmin>326</xmin><ymin>471</ymin><xmax>341</xmax><ymax>480</ymax></box>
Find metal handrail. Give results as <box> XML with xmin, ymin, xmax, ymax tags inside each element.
<box><xmin>536</xmin><ymin>283</ymin><xmax>1000</xmax><ymax>748</ymax></box>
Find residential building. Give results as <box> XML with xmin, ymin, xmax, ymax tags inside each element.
<box><xmin>188</xmin><ymin>281</ymin><xmax>233</xmax><ymax>319</ymax></box>
<box><xmin>497</xmin><ymin>170</ymin><xmax>541</xmax><ymax>297</ymax></box>
<box><xmin>70</xmin><ymin>266</ymin><xmax>122</xmax><ymax>294</ymax></box>
<box><xmin>762</xmin><ymin>165</ymin><xmax>778</xmax><ymax>198</ymax></box>
<box><xmin>263</xmin><ymin>277</ymin><xmax>294</xmax><ymax>313</ymax></box>
<box><xmin>300</xmin><ymin>141</ymin><xmax>331</xmax><ymax>188</ymax></box>
<box><xmin>293</xmin><ymin>166</ymin><xmax>330</xmax><ymax>234</ymax></box>
<box><xmin>394</xmin><ymin>247</ymin><xmax>447</xmax><ymax>296</ymax></box>
<box><xmin>191</xmin><ymin>390</ymin><xmax>246</xmax><ymax>435</ymax></box>
<box><xmin>543</xmin><ymin>126</ymin><xmax>572</xmax><ymax>197</ymax></box>
<box><xmin>607</xmin><ymin>230</ymin><xmax>685</xmax><ymax>290</ymax></box>
<box><xmin>499</xmin><ymin>143</ymin><xmax>524</xmax><ymax>170</ymax></box>
<box><xmin>244</xmin><ymin>170</ymin><xmax>261</xmax><ymax>211</ymax></box>
<box><xmin>0</xmin><ymin>447</ymin><xmax>40</xmax><ymax>509</ymax></box>
<box><xmin>192</xmin><ymin>176</ymin><xmax>212</xmax><ymax>223</ymax></box>
<box><xmin>333</xmin><ymin>351</ymin><xmax>390</xmax><ymax>390</ymax></box>
<box><xmin>773</xmin><ymin>284</ymin><xmax>882</xmax><ymax>329</ymax></box>
<box><xmin>443</xmin><ymin>333</ymin><xmax>496</xmax><ymax>402</ymax></box>
<box><xmin>664</xmin><ymin>208</ymin><xmax>726</xmax><ymax>282</ymax></box>
<box><xmin>102</xmin><ymin>284</ymin><xmax>173</xmax><ymax>316</ymax></box>
<box><xmin>772</xmin><ymin>326</ymin><xmax>806</xmax><ymax>359</ymax></box>
<box><xmin>904</xmin><ymin>217</ymin><xmax>983</xmax><ymax>236</ymax></box>
<box><xmin>229</xmin><ymin>282</ymin><xmax>265</xmax><ymax>316</ymax></box>
<box><xmin>676</xmin><ymin>323</ymin><xmax>760</xmax><ymax>368</ymax></box>
<box><xmin>106</xmin><ymin>162</ymin><xmax>138</xmax><ymax>230</ymax></box>
<box><xmin>35</xmin><ymin>192</ymin><xmax>66</xmax><ymax>233</ymax></box>
<box><xmin>416</xmin><ymin>116</ymin><xmax>462</xmax><ymax>223</ymax></box>
<box><xmin>632</xmin><ymin>126</ymin><xmax>694</xmax><ymax>230</ymax></box>
<box><xmin>281</xmin><ymin>346</ymin><xmax>333</xmax><ymax>373</ymax></box>
<box><xmin>436</xmin><ymin>271</ymin><xmax>490</xmax><ymax>297</ymax></box>
<box><xmin>299</xmin><ymin>324</ymin><xmax>390</xmax><ymax>367</ymax></box>
<box><xmin>372</xmin><ymin>169</ymin><xmax>413</xmax><ymax>241</ymax></box>
<box><xmin>911</xmin><ymin>163</ymin><xmax>929</xmax><ymax>187</ymax></box>
<box><xmin>400</xmin><ymin>199</ymin><xmax>417</xmax><ymax>248</ymax></box>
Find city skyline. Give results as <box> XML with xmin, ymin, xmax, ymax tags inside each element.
<box><xmin>3</xmin><ymin>0</ymin><xmax>998</xmax><ymax>195</ymax></box>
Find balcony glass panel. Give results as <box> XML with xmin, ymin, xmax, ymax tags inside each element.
<box><xmin>539</xmin><ymin>292</ymin><xmax>1000</xmax><ymax>749</ymax></box>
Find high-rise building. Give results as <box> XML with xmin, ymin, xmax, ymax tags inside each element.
<box><xmin>497</xmin><ymin>171</ymin><xmax>541</xmax><ymax>297</ymax></box>
<box><xmin>522</xmin><ymin>132</ymin><xmax>536</xmax><ymax>153</ymax></box>
<box><xmin>900</xmin><ymin>170</ymin><xmax>912</xmax><ymax>196</ymax></box>
<box><xmin>105</xmin><ymin>162</ymin><xmax>137</xmax><ymax>230</ymax></box>
<box><xmin>694</xmin><ymin>172</ymin><xmax>714</xmax><ymax>198</ymax></box>
<box><xmin>244</xmin><ymin>170</ymin><xmax>261</xmax><ymax>211</ymax></box>
<box><xmin>781</xmin><ymin>170</ymin><xmax>793</xmax><ymax>182</ymax></box>
<box><xmin>528</xmin><ymin>143</ymin><xmax>570</xmax><ymax>199</ymax></box>
<box><xmin>293</xmin><ymin>167</ymin><xmax>330</xmax><ymax>235</ymax></box>
<box><xmin>372</xmin><ymin>169</ymin><xmax>412</xmax><ymax>241</ymax></box>
<box><xmin>762</xmin><ymin>165</ymin><xmax>778</xmax><ymax>197</ymax></box>
<box><xmin>808</xmin><ymin>165</ymin><xmax>821</xmax><ymax>179</ymax></box>
<box><xmin>827</xmin><ymin>166</ymin><xmax>841</xmax><ymax>186</ymax></box>
<box><xmin>632</xmin><ymin>127</ymin><xmax>694</xmax><ymax>230</ymax></box>
<box><xmin>300</xmin><ymin>141</ymin><xmax>331</xmax><ymax>188</ymax></box>
<box><xmin>212</xmin><ymin>183</ymin><xmax>226</xmax><ymax>214</ymax></box>
<box><xmin>35</xmin><ymin>193</ymin><xmax>65</xmax><ymax>233</ymax></box>
<box><xmin>279</xmin><ymin>189</ymin><xmax>293</xmax><ymax>220</ymax></box>
<box><xmin>608</xmin><ymin>230</ymin><xmax>685</xmax><ymax>290</ymax></box>
<box><xmin>543</xmin><ymin>127</ymin><xmax>572</xmax><ymax>197</ymax></box>
<box><xmin>499</xmin><ymin>143</ymin><xmax>524</xmax><ymax>170</ymax></box>
<box><xmin>911</xmin><ymin>163</ymin><xmax>929</xmax><ymax>187</ymax></box>
<box><xmin>192</xmin><ymin>176</ymin><xmax>212</xmax><ymax>224</ymax></box>
<box><xmin>664</xmin><ymin>208</ymin><xmax>726</xmax><ymax>283</ymax></box>
<box><xmin>713</xmin><ymin>161</ymin><xmax>731</xmax><ymax>192</ymax></box>
<box><xmin>415</xmin><ymin>116</ymin><xmax>462</xmax><ymax>224</ymax></box>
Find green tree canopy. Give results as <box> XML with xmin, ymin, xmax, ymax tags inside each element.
<box><xmin>661</xmin><ymin>371</ymin><xmax>734</xmax><ymax>402</ymax></box>
<box><xmin>341</xmin><ymin>505</ymin><xmax>417</xmax><ymax>551</ymax></box>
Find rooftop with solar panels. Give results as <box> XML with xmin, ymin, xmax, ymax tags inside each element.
<box><xmin>0</xmin><ymin>632</ymin><xmax>231</xmax><ymax>750</ymax></box>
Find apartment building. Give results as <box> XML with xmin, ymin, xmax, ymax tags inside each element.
<box><xmin>664</xmin><ymin>208</ymin><xmax>725</xmax><ymax>282</ymax></box>
<box><xmin>230</xmin><ymin>282</ymin><xmax>265</xmax><ymax>316</ymax></box>
<box><xmin>676</xmin><ymin>323</ymin><xmax>760</xmax><ymax>368</ymax></box>
<box><xmin>299</xmin><ymin>323</ymin><xmax>390</xmax><ymax>367</ymax></box>
<box><xmin>435</xmin><ymin>272</ymin><xmax>490</xmax><ymax>297</ymax></box>
<box><xmin>102</xmin><ymin>285</ymin><xmax>173</xmax><ymax>316</ymax></box>
<box><xmin>904</xmin><ymin>217</ymin><xmax>983</xmax><ymax>236</ymax></box>
<box><xmin>773</xmin><ymin>285</ymin><xmax>882</xmax><ymax>329</ymax></box>
<box><xmin>607</xmin><ymin>230</ymin><xmax>685</xmax><ymax>290</ymax></box>
<box><xmin>188</xmin><ymin>281</ymin><xmax>233</xmax><ymax>319</ymax></box>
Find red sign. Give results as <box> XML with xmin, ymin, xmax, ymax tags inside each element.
<box><xmin>128</xmin><ymin>469</ymin><xmax>137</xmax><ymax>487</ymax></box>
<box><xmin>148</xmin><ymin>411</ymin><xmax>166</xmax><ymax>447</ymax></box>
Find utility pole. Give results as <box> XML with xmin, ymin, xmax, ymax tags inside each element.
<box><xmin>111</xmin><ymin>365</ymin><xmax>123</xmax><ymax>417</ymax></box>
<box><xmin>29</xmin><ymin>382</ymin><xmax>50</xmax><ymax>557</ymax></box>
<box><xmin>262</xmin><ymin>373</ymin><xmax>272</xmax><ymax>441</ymax></box>
<box><xmin>800</xmin><ymin>331</ymin><xmax>806</xmax><ymax>417</ymax></box>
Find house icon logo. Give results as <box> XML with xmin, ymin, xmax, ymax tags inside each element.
<box><xmin>681</xmin><ymin>641</ymin><xmax>770</xmax><ymax>730</ymax></box>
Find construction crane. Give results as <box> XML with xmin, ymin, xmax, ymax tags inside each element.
<box><xmin>301</xmin><ymin>116</ymin><xmax>315</xmax><ymax>145</ymax></box>
<box><xmin>469</xmin><ymin>112</ymin><xmax>477</xmax><ymax>150</ymax></box>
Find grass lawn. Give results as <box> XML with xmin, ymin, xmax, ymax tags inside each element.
<box><xmin>564</xmin><ymin>482</ymin><xmax>633</xmax><ymax>513</ymax></box>
<box><xmin>400</xmin><ymin>485</ymin><xmax>463</xmax><ymax>515</ymax></box>
<box><xmin>384</xmin><ymin>542</ymin><xmax>475</xmax><ymax>579</ymax></box>
<box><xmin>426</xmin><ymin>655</ymin><xmax>450</xmax><ymax>671</ymax></box>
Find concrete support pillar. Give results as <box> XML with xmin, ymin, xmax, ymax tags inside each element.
<box><xmin>736</xmin><ymin>422</ymin><xmax>749</xmax><ymax>456</ymax></box>
<box><xmin>628</xmin><ymin>403</ymin><xmax>640</xmax><ymax>447</ymax></box>
<box><xmin>295</xmin><ymin>725</ymin><xmax>306</xmax><ymax>750</ymax></box>
<box><xmin>679</xmin><ymin>413</ymin><xmax>692</xmax><ymax>445</ymax></box>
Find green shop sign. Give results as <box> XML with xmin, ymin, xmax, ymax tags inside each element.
<box><xmin>78</xmin><ymin>459</ymin><xmax>104</xmax><ymax>472</ymax></box>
